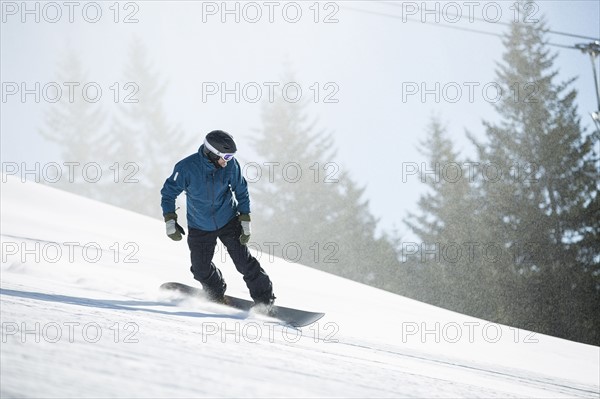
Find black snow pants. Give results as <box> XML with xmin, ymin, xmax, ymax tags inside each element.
<box><xmin>187</xmin><ymin>216</ymin><xmax>273</xmax><ymax>303</ymax></box>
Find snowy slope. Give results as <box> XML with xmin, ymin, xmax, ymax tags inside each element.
<box><xmin>1</xmin><ymin>175</ymin><xmax>599</xmax><ymax>398</ymax></box>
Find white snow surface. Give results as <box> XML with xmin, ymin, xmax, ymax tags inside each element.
<box><xmin>1</xmin><ymin>175</ymin><xmax>599</xmax><ymax>398</ymax></box>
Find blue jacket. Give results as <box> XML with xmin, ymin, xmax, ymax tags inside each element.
<box><xmin>160</xmin><ymin>145</ymin><xmax>250</xmax><ymax>231</ymax></box>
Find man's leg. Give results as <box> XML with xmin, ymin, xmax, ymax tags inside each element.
<box><xmin>218</xmin><ymin>217</ymin><xmax>274</xmax><ymax>304</ymax></box>
<box><xmin>187</xmin><ymin>227</ymin><xmax>227</xmax><ymax>301</ymax></box>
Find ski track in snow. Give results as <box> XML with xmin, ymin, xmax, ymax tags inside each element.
<box><xmin>1</xmin><ymin>176</ymin><xmax>599</xmax><ymax>398</ymax></box>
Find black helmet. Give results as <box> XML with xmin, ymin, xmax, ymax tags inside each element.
<box><xmin>203</xmin><ymin>130</ymin><xmax>237</xmax><ymax>163</ymax></box>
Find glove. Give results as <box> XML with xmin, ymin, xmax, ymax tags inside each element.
<box><xmin>238</xmin><ymin>214</ymin><xmax>251</xmax><ymax>245</ymax></box>
<box><xmin>164</xmin><ymin>212</ymin><xmax>185</xmax><ymax>241</ymax></box>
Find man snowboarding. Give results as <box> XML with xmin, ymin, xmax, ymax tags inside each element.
<box><xmin>160</xmin><ymin>130</ymin><xmax>275</xmax><ymax>307</ymax></box>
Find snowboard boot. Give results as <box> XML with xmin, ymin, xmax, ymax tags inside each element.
<box><xmin>251</xmin><ymin>286</ymin><xmax>276</xmax><ymax>316</ymax></box>
<box><xmin>199</xmin><ymin>268</ymin><xmax>227</xmax><ymax>303</ymax></box>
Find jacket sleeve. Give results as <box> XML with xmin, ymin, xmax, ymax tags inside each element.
<box><xmin>230</xmin><ymin>159</ymin><xmax>251</xmax><ymax>214</ymax></box>
<box><xmin>160</xmin><ymin>162</ymin><xmax>187</xmax><ymax>215</ymax></box>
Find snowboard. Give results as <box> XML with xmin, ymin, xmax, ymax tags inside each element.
<box><xmin>160</xmin><ymin>282</ymin><xmax>325</xmax><ymax>327</ymax></box>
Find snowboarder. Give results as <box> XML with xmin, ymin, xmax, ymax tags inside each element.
<box><xmin>160</xmin><ymin>130</ymin><xmax>275</xmax><ymax>307</ymax></box>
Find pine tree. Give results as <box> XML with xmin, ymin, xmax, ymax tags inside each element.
<box><xmin>108</xmin><ymin>37</ymin><xmax>193</xmax><ymax>217</ymax></box>
<box><xmin>39</xmin><ymin>48</ymin><xmax>111</xmax><ymax>199</ymax></box>
<box><xmin>249</xmin><ymin>84</ymin><xmax>400</xmax><ymax>287</ymax></box>
<box><xmin>404</xmin><ymin>118</ymin><xmax>497</xmax><ymax>316</ymax></box>
<box><xmin>469</xmin><ymin>14</ymin><xmax>600</xmax><ymax>344</ymax></box>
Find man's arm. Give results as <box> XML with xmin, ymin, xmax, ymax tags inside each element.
<box><xmin>160</xmin><ymin>163</ymin><xmax>187</xmax><ymax>215</ymax></box>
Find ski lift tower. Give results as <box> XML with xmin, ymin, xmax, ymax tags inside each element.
<box><xmin>575</xmin><ymin>41</ymin><xmax>600</xmax><ymax>133</ymax></box>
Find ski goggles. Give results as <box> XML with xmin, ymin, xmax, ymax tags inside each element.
<box><xmin>207</xmin><ymin>151</ymin><xmax>234</xmax><ymax>162</ymax></box>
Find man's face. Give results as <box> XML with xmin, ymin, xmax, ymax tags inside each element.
<box><xmin>217</xmin><ymin>158</ymin><xmax>228</xmax><ymax>168</ymax></box>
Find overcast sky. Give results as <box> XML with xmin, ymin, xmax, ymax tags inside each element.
<box><xmin>2</xmin><ymin>1</ymin><xmax>599</xmax><ymax>240</ymax></box>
